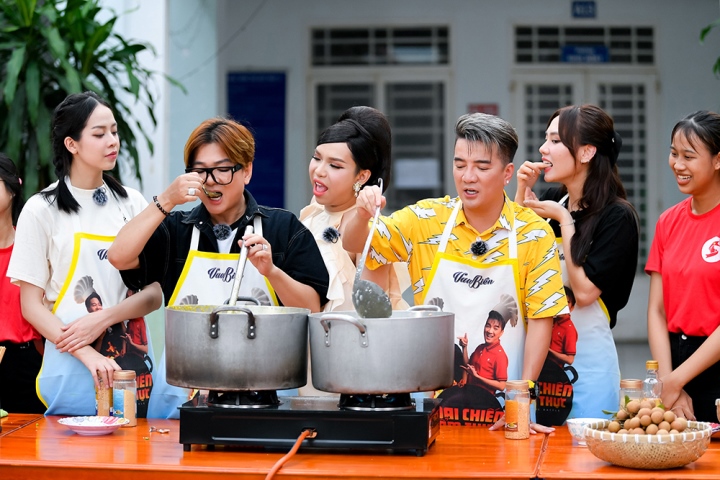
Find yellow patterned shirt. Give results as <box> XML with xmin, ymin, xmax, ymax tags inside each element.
<box><xmin>367</xmin><ymin>194</ymin><xmax>567</xmax><ymax>319</ymax></box>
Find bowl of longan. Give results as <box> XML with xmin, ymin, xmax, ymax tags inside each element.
<box><xmin>583</xmin><ymin>398</ymin><xmax>712</xmax><ymax>469</ymax></box>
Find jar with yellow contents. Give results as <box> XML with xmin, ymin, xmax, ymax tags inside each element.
<box><xmin>505</xmin><ymin>380</ymin><xmax>530</xmax><ymax>439</ymax></box>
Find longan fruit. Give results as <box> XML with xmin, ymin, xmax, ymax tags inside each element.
<box><xmin>639</xmin><ymin>415</ymin><xmax>652</xmax><ymax>427</ymax></box>
<box><xmin>637</xmin><ymin>407</ymin><xmax>652</xmax><ymax>418</ymax></box>
<box><xmin>651</xmin><ymin>406</ymin><xmax>664</xmax><ymax>415</ymax></box>
<box><xmin>608</xmin><ymin>421</ymin><xmax>621</xmax><ymax>433</ymax></box>
<box><xmin>657</xmin><ymin>429</ymin><xmax>669</xmax><ymax>435</ymax></box>
<box><xmin>626</xmin><ymin>416</ymin><xmax>641</xmax><ymax>429</ymax></box>
<box><xmin>671</xmin><ymin>417</ymin><xmax>688</xmax><ymax>432</ymax></box>
<box><xmin>669</xmin><ymin>429</ymin><xmax>679</xmax><ymax>434</ymax></box>
<box><xmin>650</xmin><ymin>410</ymin><xmax>664</xmax><ymax>424</ymax></box>
<box><xmin>617</xmin><ymin>429</ymin><xmax>628</xmax><ymax>434</ymax></box>
<box><xmin>663</xmin><ymin>410</ymin><xmax>676</xmax><ymax>423</ymax></box>
<box><xmin>639</xmin><ymin>400</ymin><xmax>654</xmax><ymax>410</ymax></box>
<box><xmin>645</xmin><ymin>424</ymin><xmax>659</xmax><ymax>435</ymax></box>
<box><xmin>626</xmin><ymin>400</ymin><xmax>641</xmax><ymax>414</ymax></box>
<box><xmin>616</xmin><ymin>409</ymin><xmax>629</xmax><ymax>421</ymax></box>
<box><xmin>658</xmin><ymin>421</ymin><xmax>671</xmax><ymax>431</ymax></box>
<box><xmin>632</xmin><ymin>427</ymin><xmax>646</xmax><ymax>435</ymax></box>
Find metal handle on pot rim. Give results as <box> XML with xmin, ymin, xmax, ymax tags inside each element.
<box><xmin>319</xmin><ymin>314</ymin><xmax>369</xmax><ymax>348</ymax></box>
<box><xmin>209</xmin><ymin>305</ymin><xmax>257</xmax><ymax>340</ymax></box>
<box><xmin>408</xmin><ymin>305</ymin><xmax>441</xmax><ymax>312</ymax></box>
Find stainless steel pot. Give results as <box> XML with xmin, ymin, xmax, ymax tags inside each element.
<box><xmin>308</xmin><ymin>307</ymin><xmax>455</xmax><ymax>394</ymax></box>
<box><xmin>165</xmin><ymin>304</ymin><xmax>309</xmax><ymax>391</ymax></box>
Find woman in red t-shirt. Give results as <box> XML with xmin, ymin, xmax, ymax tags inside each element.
<box><xmin>0</xmin><ymin>153</ymin><xmax>45</xmax><ymax>413</ymax></box>
<box><xmin>646</xmin><ymin>111</ymin><xmax>720</xmax><ymax>422</ymax></box>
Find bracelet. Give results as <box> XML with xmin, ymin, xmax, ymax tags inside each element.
<box><xmin>153</xmin><ymin>195</ymin><xmax>170</xmax><ymax>216</ymax></box>
<box><xmin>559</xmin><ymin>219</ymin><xmax>575</xmax><ymax>227</ymax></box>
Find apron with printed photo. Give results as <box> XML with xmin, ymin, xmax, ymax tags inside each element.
<box><xmin>147</xmin><ymin>216</ymin><xmax>279</xmax><ymax>418</ymax></box>
<box><xmin>39</xmin><ymin>193</ymin><xmax>155</xmax><ymax>416</ymax></box>
<box><xmin>535</xmin><ymin>195</ymin><xmax>619</xmax><ymax>423</ymax></box>
<box><xmin>423</xmin><ymin>200</ymin><xmax>525</xmax><ymax>427</ymax></box>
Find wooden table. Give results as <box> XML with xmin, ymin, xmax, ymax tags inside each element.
<box><xmin>2</xmin><ymin>415</ymin><xmax>718</xmax><ymax>479</ymax></box>
<box><xmin>538</xmin><ymin>427</ymin><xmax>720</xmax><ymax>479</ymax></box>
<box><xmin>0</xmin><ymin>416</ymin><xmax>546</xmax><ymax>479</ymax></box>
<box><xmin>0</xmin><ymin>413</ymin><xmax>43</xmax><ymax>438</ymax></box>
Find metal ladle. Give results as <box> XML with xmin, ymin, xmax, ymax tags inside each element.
<box><xmin>351</xmin><ymin>179</ymin><xmax>392</xmax><ymax>318</ymax></box>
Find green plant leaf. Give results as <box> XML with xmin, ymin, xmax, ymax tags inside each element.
<box><xmin>700</xmin><ymin>18</ymin><xmax>720</xmax><ymax>42</ymax></box>
<box><xmin>16</xmin><ymin>0</ymin><xmax>38</xmax><ymax>27</ymax></box>
<box><xmin>25</xmin><ymin>59</ymin><xmax>40</xmax><ymax>125</ymax></box>
<box><xmin>3</xmin><ymin>45</ymin><xmax>26</xmax><ymax>107</ymax></box>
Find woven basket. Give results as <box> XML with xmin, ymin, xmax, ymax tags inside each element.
<box><xmin>584</xmin><ymin>420</ymin><xmax>712</xmax><ymax>470</ymax></box>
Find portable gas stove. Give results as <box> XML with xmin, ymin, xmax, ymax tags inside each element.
<box><xmin>178</xmin><ymin>391</ymin><xmax>441</xmax><ymax>456</ymax></box>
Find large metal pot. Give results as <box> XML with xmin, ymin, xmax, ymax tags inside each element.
<box><xmin>309</xmin><ymin>307</ymin><xmax>455</xmax><ymax>394</ymax></box>
<box><xmin>165</xmin><ymin>304</ymin><xmax>309</xmax><ymax>391</ymax></box>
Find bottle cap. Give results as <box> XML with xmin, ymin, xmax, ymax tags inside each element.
<box><xmin>620</xmin><ymin>379</ymin><xmax>642</xmax><ymax>389</ymax></box>
<box><xmin>646</xmin><ymin>360</ymin><xmax>659</xmax><ymax>370</ymax></box>
<box><xmin>113</xmin><ymin>370</ymin><xmax>136</xmax><ymax>380</ymax></box>
<box><xmin>505</xmin><ymin>380</ymin><xmax>529</xmax><ymax>391</ymax></box>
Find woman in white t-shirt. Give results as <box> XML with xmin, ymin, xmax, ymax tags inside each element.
<box><xmin>7</xmin><ymin>92</ymin><xmax>162</xmax><ymax>416</ymax></box>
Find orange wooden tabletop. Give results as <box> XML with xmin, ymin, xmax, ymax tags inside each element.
<box><xmin>0</xmin><ymin>413</ymin><xmax>43</xmax><ymax>438</ymax></box>
<box><xmin>538</xmin><ymin>426</ymin><xmax>720</xmax><ymax>479</ymax></box>
<box><xmin>0</xmin><ymin>416</ymin><xmax>546</xmax><ymax>479</ymax></box>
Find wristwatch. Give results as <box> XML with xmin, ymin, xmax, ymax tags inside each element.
<box><xmin>528</xmin><ymin>380</ymin><xmax>538</xmax><ymax>400</ymax></box>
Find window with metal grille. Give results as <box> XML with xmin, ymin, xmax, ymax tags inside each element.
<box><xmin>312</xmin><ymin>27</ymin><xmax>449</xmax><ymax>66</ymax></box>
<box><xmin>515</xmin><ymin>26</ymin><xmax>654</xmax><ymax>64</ymax></box>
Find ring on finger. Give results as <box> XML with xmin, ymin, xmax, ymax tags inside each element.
<box><xmin>262</xmin><ymin>244</ymin><xmax>267</xmax><ymax>251</ymax></box>
<box><xmin>188</xmin><ymin>187</ymin><xmax>196</xmax><ymax>196</ymax></box>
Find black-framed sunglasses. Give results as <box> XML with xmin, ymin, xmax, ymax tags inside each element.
<box><xmin>185</xmin><ymin>164</ymin><xmax>243</xmax><ymax>185</ymax></box>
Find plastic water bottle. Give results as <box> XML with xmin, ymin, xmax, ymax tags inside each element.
<box><xmin>642</xmin><ymin>360</ymin><xmax>663</xmax><ymax>404</ymax></box>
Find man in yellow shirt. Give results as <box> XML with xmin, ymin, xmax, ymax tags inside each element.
<box><xmin>344</xmin><ymin>113</ymin><xmax>567</xmax><ymax>428</ymax></box>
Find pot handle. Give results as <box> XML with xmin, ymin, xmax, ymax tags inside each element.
<box><xmin>208</xmin><ymin>305</ymin><xmax>257</xmax><ymax>340</ymax></box>
<box><xmin>319</xmin><ymin>314</ymin><xmax>368</xmax><ymax>348</ymax></box>
<box><xmin>408</xmin><ymin>305</ymin><xmax>441</xmax><ymax>312</ymax></box>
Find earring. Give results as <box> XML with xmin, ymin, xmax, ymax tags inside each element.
<box><xmin>353</xmin><ymin>182</ymin><xmax>362</xmax><ymax>197</ymax></box>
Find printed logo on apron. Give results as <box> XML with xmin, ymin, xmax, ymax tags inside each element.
<box><xmin>422</xmin><ymin>200</ymin><xmax>526</xmax><ymax>427</ymax></box>
<box><xmin>535</xmin><ymin>195</ymin><xmax>619</xmax><ymax>424</ymax></box>
<box><xmin>147</xmin><ymin>216</ymin><xmax>279</xmax><ymax>418</ymax></box>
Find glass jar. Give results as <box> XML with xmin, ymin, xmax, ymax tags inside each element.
<box><xmin>619</xmin><ymin>379</ymin><xmax>643</xmax><ymax>410</ymax></box>
<box><xmin>112</xmin><ymin>370</ymin><xmax>137</xmax><ymax>427</ymax></box>
<box><xmin>505</xmin><ymin>380</ymin><xmax>530</xmax><ymax>440</ymax></box>
<box><xmin>95</xmin><ymin>377</ymin><xmax>112</xmax><ymax>417</ymax></box>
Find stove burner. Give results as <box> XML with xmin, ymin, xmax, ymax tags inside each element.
<box><xmin>338</xmin><ymin>393</ymin><xmax>414</xmax><ymax>411</ymax></box>
<box><xmin>206</xmin><ymin>390</ymin><xmax>280</xmax><ymax>409</ymax></box>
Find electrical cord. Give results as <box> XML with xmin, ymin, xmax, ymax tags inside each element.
<box><xmin>264</xmin><ymin>428</ymin><xmax>314</xmax><ymax>480</ymax></box>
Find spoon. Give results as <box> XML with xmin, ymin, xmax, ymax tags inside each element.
<box><xmin>226</xmin><ymin>225</ymin><xmax>254</xmax><ymax>306</ymax></box>
<box><xmin>202</xmin><ymin>184</ymin><xmax>222</xmax><ymax>199</ymax></box>
<box><xmin>351</xmin><ymin>179</ymin><xmax>392</xmax><ymax>319</ymax></box>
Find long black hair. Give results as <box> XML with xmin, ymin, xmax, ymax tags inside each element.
<box><xmin>317</xmin><ymin>106</ymin><xmax>392</xmax><ymax>191</ymax></box>
<box><xmin>550</xmin><ymin>104</ymin><xmax>638</xmax><ymax>266</ymax></box>
<box><xmin>42</xmin><ymin>92</ymin><xmax>127</xmax><ymax>214</ymax></box>
<box><xmin>0</xmin><ymin>153</ymin><xmax>24</xmax><ymax>225</ymax></box>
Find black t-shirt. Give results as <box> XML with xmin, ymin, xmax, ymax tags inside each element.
<box><xmin>120</xmin><ymin>190</ymin><xmax>329</xmax><ymax>307</ymax></box>
<box><xmin>541</xmin><ymin>187</ymin><xmax>638</xmax><ymax>328</ymax></box>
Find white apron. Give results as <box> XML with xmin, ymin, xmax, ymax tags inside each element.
<box><xmin>147</xmin><ymin>217</ymin><xmax>279</xmax><ymax>418</ymax></box>
<box><xmin>537</xmin><ymin>195</ymin><xmax>619</xmax><ymax>422</ymax></box>
<box><xmin>39</xmin><ymin>194</ymin><xmax>155</xmax><ymax>416</ymax></box>
<box><xmin>423</xmin><ymin>200</ymin><xmax>525</xmax><ymax>427</ymax></box>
